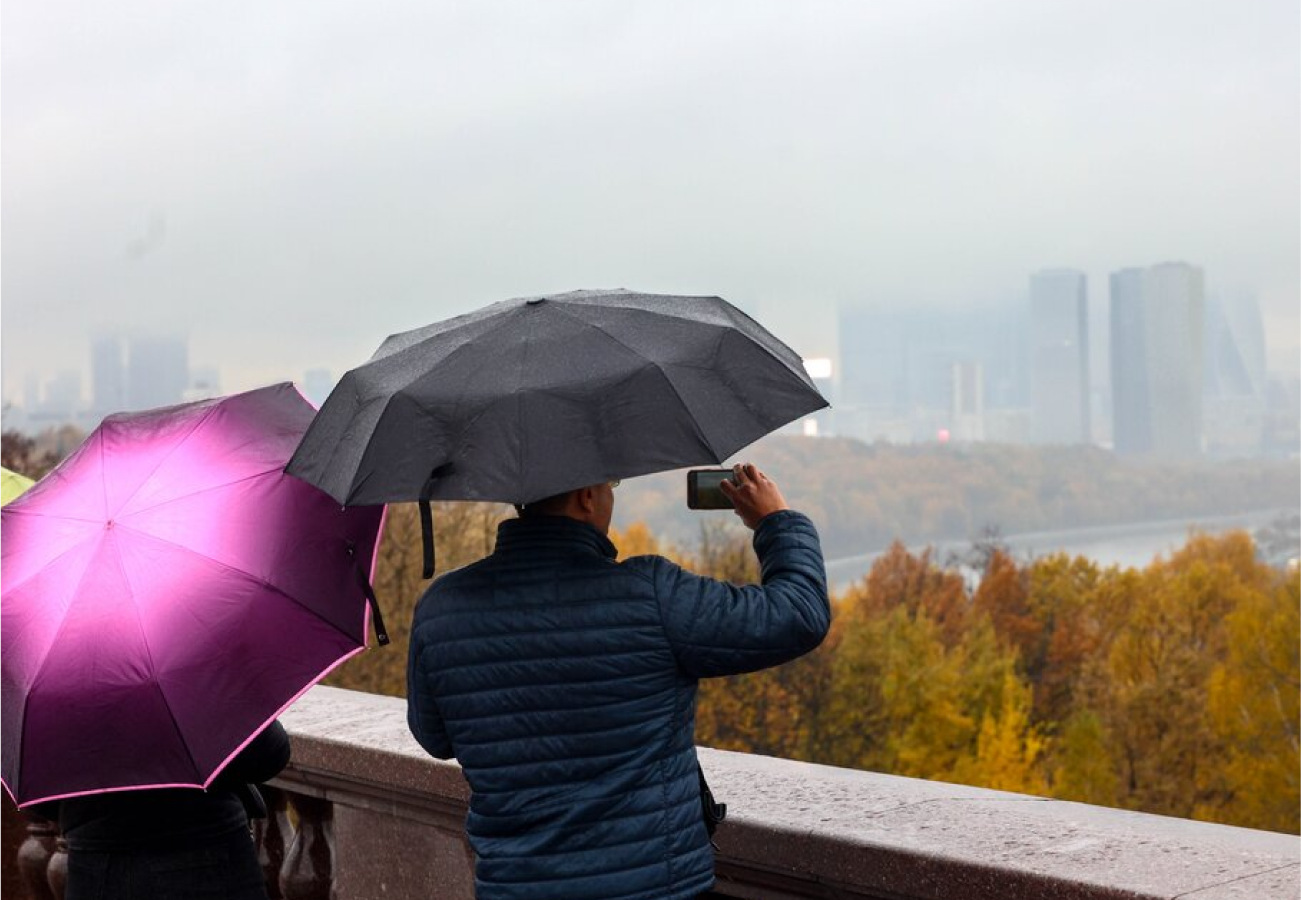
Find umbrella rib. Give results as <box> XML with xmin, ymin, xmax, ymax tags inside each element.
<box><xmin>0</xmin><ymin>528</ymin><xmax>108</xmax><ymax>606</ymax></box>
<box><xmin>116</xmin><ymin>468</ymin><xmax>280</xmax><ymax>519</ymax></box>
<box><xmin>15</xmin><ymin>530</ymin><xmax>110</xmax><ymax>790</ymax></box>
<box><xmin>111</xmin><ymin>522</ymin><xmax>365</xmax><ymax>646</ymax></box>
<box><xmin>107</xmin><ymin>403</ymin><xmax>224</xmax><ymax>519</ymax></box>
<box><xmin>546</xmin><ymin>305</ymin><xmax>722</xmax><ymax>460</ymax></box>
<box><xmin>0</xmin><ymin>508</ymin><xmax>113</xmax><ymax>525</ymax></box>
<box><xmin>22</xmin><ymin>530</ymin><xmax>113</xmax><ymax>719</ymax></box>
<box><xmin>112</xmin><ymin>537</ymin><xmax>206</xmax><ymax>783</ymax></box>
<box><xmin>98</xmin><ymin>428</ymin><xmax>110</xmax><ymax>520</ymax></box>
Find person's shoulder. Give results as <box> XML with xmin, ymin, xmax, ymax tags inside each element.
<box><xmin>618</xmin><ymin>553</ymin><xmax>684</xmax><ymax>585</ymax></box>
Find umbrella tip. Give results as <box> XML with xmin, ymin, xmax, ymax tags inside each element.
<box><xmin>526</xmin><ymin>297</ymin><xmax>546</xmax><ymax>306</ymax></box>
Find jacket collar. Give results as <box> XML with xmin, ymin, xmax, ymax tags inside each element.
<box><xmin>494</xmin><ymin>515</ymin><xmax>618</xmax><ymax>560</ymax></box>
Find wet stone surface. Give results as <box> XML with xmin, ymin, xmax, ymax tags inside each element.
<box><xmin>278</xmin><ymin>687</ymin><xmax>1300</xmax><ymax>900</ymax></box>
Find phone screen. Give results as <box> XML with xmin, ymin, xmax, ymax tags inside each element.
<box><xmin>688</xmin><ymin>469</ymin><xmax>734</xmax><ymax>509</ymax></box>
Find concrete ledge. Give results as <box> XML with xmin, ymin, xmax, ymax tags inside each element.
<box><xmin>274</xmin><ymin>686</ymin><xmax>1300</xmax><ymax>900</ymax></box>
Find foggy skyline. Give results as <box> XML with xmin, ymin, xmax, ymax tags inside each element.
<box><xmin>3</xmin><ymin>1</ymin><xmax>1298</xmax><ymax>401</ymax></box>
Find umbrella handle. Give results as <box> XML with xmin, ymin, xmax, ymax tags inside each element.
<box><xmin>419</xmin><ymin>499</ymin><xmax>435</xmax><ymax>580</ymax></box>
<box><xmin>347</xmin><ymin>544</ymin><xmax>390</xmax><ymax>646</ymax></box>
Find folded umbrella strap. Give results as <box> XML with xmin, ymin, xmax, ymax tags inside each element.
<box><xmin>419</xmin><ymin>463</ymin><xmax>453</xmax><ymax>580</ymax></box>
<box><xmin>419</xmin><ymin>499</ymin><xmax>435</xmax><ymax>579</ymax></box>
<box><xmin>347</xmin><ymin>543</ymin><xmax>390</xmax><ymax>646</ymax></box>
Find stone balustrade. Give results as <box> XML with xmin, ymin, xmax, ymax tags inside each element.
<box><xmin>5</xmin><ymin>685</ymin><xmax>1299</xmax><ymax>899</ymax></box>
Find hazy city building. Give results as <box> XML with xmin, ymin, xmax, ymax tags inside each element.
<box><xmin>838</xmin><ymin>305</ymin><xmax>1029</xmax><ymax>445</ymax></box>
<box><xmin>38</xmin><ymin>371</ymin><xmax>82</xmax><ymax>422</ymax></box>
<box><xmin>90</xmin><ymin>335</ymin><xmax>126</xmax><ymax>417</ymax></box>
<box><xmin>1029</xmin><ymin>269</ymin><xmax>1090</xmax><ymax>445</ymax></box>
<box><xmin>1204</xmin><ymin>293</ymin><xmax>1267</xmax><ymax>455</ymax></box>
<box><xmin>802</xmin><ymin>357</ymin><xmax>835</xmax><ymax>437</ymax></box>
<box><xmin>1109</xmin><ymin>263</ymin><xmax>1205</xmax><ymax>457</ymax></box>
<box><xmin>126</xmin><ymin>335</ymin><xmax>189</xmax><ymax>411</ymax></box>
<box><xmin>1110</xmin><ymin>268</ymin><xmax>1149</xmax><ymax>453</ymax></box>
<box><xmin>951</xmin><ymin>360</ymin><xmax>985</xmax><ymax>441</ymax></box>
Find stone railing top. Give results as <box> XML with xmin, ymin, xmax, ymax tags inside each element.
<box><xmin>278</xmin><ymin>686</ymin><xmax>1300</xmax><ymax>900</ymax></box>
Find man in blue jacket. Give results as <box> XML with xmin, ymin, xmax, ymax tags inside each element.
<box><xmin>407</xmin><ymin>462</ymin><xmax>830</xmax><ymax>900</ymax></box>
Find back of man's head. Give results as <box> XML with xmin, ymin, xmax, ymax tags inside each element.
<box><xmin>514</xmin><ymin>491</ymin><xmax>573</xmax><ymax>518</ymax></box>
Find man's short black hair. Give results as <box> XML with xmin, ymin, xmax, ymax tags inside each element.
<box><xmin>514</xmin><ymin>490</ymin><xmax>574</xmax><ymax>518</ymax></box>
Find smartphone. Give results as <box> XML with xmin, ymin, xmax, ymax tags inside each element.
<box><xmin>687</xmin><ymin>468</ymin><xmax>734</xmax><ymax>510</ymax></box>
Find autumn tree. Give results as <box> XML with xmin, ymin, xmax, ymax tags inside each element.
<box><xmin>1205</xmin><ymin>567</ymin><xmax>1300</xmax><ymax>832</ymax></box>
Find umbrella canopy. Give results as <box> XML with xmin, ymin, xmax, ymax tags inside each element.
<box><xmin>1</xmin><ymin>383</ymin><xmax>385</xmax><ymax>808</ymax></box>
<box><xmin>1</xmin><ymin>467</ymin><xmax>35</xmax><ymax>505</ymax></box>
<box><xmin>286</xmin><ymin>289</ymin><xmax>827</xmax><ymax>507</ymax></box>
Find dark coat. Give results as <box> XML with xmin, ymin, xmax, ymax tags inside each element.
<box><xmin>50</xmin><ymin>721</ymin><xmax>290</xmax><ymax>900</ymax></box>
<box><xmin>407</xmin><ymin>510</ymin><xmax>829</xmax><ymax>900</ymax></box>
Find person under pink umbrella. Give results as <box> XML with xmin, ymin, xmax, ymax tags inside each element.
<box><xmin>3</xmin><ymin>383</ymin><xmax>386</xmax><ymax>900</ymax></box>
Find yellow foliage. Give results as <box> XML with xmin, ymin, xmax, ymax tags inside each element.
<box><xmin>1204</xmin><ymin>568</ymin><xmax>1300</xmax><ymax>833</ymax></box>
<box><xmin>609</xmin><ymin>521</ymin><xmax>664</xmax><ymax>559</ymax></box>
<box><xmin>951</xmin><ymin>671</ymin><xmax>1048</xmax><ymax>795</ymax></box>
<box><xmin>325</xmin><ymin>513</ymin><xmax>1298</xmax><ymax>836</ymax></box>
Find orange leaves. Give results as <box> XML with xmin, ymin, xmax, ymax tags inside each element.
<box><xmin>320</xmin><ymin>507</ymin><xmax>1299</xmax><ymax>835</ymax></box>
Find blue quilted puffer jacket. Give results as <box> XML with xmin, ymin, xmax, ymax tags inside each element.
<box><xmin>407</xmin><ymin>510</ymin><xmax>829</xmax><ymax>900</ymax></box>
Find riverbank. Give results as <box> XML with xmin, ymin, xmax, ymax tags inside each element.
<box><xmin>824</xmin><ymin>507</ymin><xmax>1299</xmax><ymax>591</ymax></box>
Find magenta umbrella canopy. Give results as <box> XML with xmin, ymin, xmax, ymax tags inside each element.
<box><xmin>1</xmin><ymin>383</ymin><xmax>384</xmax><ymax>808</ymax></box>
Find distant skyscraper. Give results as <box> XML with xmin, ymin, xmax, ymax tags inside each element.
<box><xmin>1109</xmin><ymin>263</ymin><xmax>1205</xmax><ymax>456</ymax></box>
<box><xmin>951</xmin><ymin>360</ymin><xmax>985</xmax><ymax>441</ymax></box>
<box><xmin>838</xmin><ymin>304</ymin><xmax>1031</xmax><ymax>444</ymax></box>
<box><xmin>1110</xmin><ymin>268</ymin><xmax>1149</xmax><ymax>453</ymax></box>
<box><xmin>91</xmin><ymin>334</ymin><xmax>126</xmax><ymax>417</ymax></box>
<box><xmin>1029</xmin><ymin>269</ymin><xmax>1090</xmax><ymax>444</ymax></box>
<box><xmin>40</xmin><ymin>371</ymin><xmax>82</xmax><ymax>420</ymax></box>
<box><xmin>126</xmin><ymin>335</ymin><xmax>189</xmax><ymax>411</ymax></box>
<box><xmin>1203</xmin><ymin>293</ymin><xmax>1267</xmax><ymax>455</ymax></box>
<box><xmin>1204</xmin><ymin>293</ymin><xmax>1267</xmax><ymax>399</ymax></box>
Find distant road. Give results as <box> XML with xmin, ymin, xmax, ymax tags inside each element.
<box><xmin>823</xmin><ymin>507</ymin><xmax>1299</xmax><ymax>591</ymax></box>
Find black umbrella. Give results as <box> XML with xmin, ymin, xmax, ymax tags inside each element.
<box><xmin>286</xmin><ymin>289</ymin><xmax>827</xmax><ymax>575</ymax></box>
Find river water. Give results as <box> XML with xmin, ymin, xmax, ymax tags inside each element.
<box><xmin>823</xmin><ymin>508</ymin><xmax>1299</xmax><ymax>592</ymax></box>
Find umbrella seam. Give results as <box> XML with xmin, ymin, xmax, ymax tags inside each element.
<box><xmin>369</xmin><ymin>318</ymin><xmax>526</xmax><ymax>502</ymax></box>
<box><xmin>336</xmin><ymin>382</ymin><xmax>387</xmax><ymax>506</ymax></box>
<box><xmin>0</xmin><ymin>525</ymin><xmax>106</xmax><ymax>599</ymax></box>
<box><xmin>19</xmin><ymin>528</ymin><xmax>125</xmax><ymax>789</ymax></box>
<box><xmin>110</xmin><ymin>521</ymin><xmax>366</xmax><ymax>647</ymax></box>
<box><xmin>111</xmin><ymin>530</ymin><xmax>206</xmax><ymax>783</ymax></box>
<box><xmin>97</xmin><ymin>428</ymin><xmax>109</xmax><ymax>521</ymax></box>
<box><xmin>547</xmin><ymin>305</ymin><xmax>722</xmax><ymax>461</ymax></box>
<box><xmin>115</xmin><ymin>467</ymin><xmax>283</xmax><ymax>519</ymax></box>
<box><xmin>105</xmin><ymin>402</ymin><xmax>225</xmax><ymax>519</ymax></box>
<box><xmin>1</xmin><ymin>508</ymin><xmax>119</xmax><ymax>524</ymax></box>
<box><xmin>345</xmin><ymin>312</ymin><xmax>526</xmax><ymax>503</ymax></box>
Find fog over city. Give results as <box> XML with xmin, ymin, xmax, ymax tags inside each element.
<box><xmin>3</xmin><ymin>0</ymin><xmax>1298</xmax><ymax>408</ymax></box>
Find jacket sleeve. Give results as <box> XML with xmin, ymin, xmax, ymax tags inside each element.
<box><xmin>407</xmin><ymin>616</ymin><xmax>455</xmax><ymax>760</ymax></box>
<box><xmin>218</xmin><ymin>720</ymin><xmax>291</xmax><ymax>785</ymax></box>
<box><xmin>652</xmin><ymin>510</ymin><xmax>831</xmax><ymax>678</ymax></box>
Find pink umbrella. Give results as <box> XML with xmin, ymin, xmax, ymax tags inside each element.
<box><xmin>1</xmin><ymin>383</ymin><xmax>385</xmax><ymax>808</ymax></box>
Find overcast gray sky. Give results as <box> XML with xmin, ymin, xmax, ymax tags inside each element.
<box><xmin>3</xmin><ymin>0</ymin><xmax>1298</xmax><ymax>399</ymax></box>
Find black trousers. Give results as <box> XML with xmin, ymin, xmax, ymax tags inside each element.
<box><xmin>65</xmin><ymin>828</ymin><xmax>268</xmax><ymax>900</ymax></box>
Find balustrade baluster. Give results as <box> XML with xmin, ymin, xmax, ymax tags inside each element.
<box><xmin>254</xmin><ymin>786</ymin><xmax>291</xmax><ymax>900</ymax></box>
<box><xmin>46</xmin><ymin>836</ymin><xmax>67</xmax><ymax>900</ymax></box>
<box><xmin>16</xmin><ymin>813</ymin><xmax>57</xmax><ymax>900</ymax></box>
<box><xmin>280</xmin><ymin>793</ymin><xmax>333</xmax><ymax>900</ymax></box>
